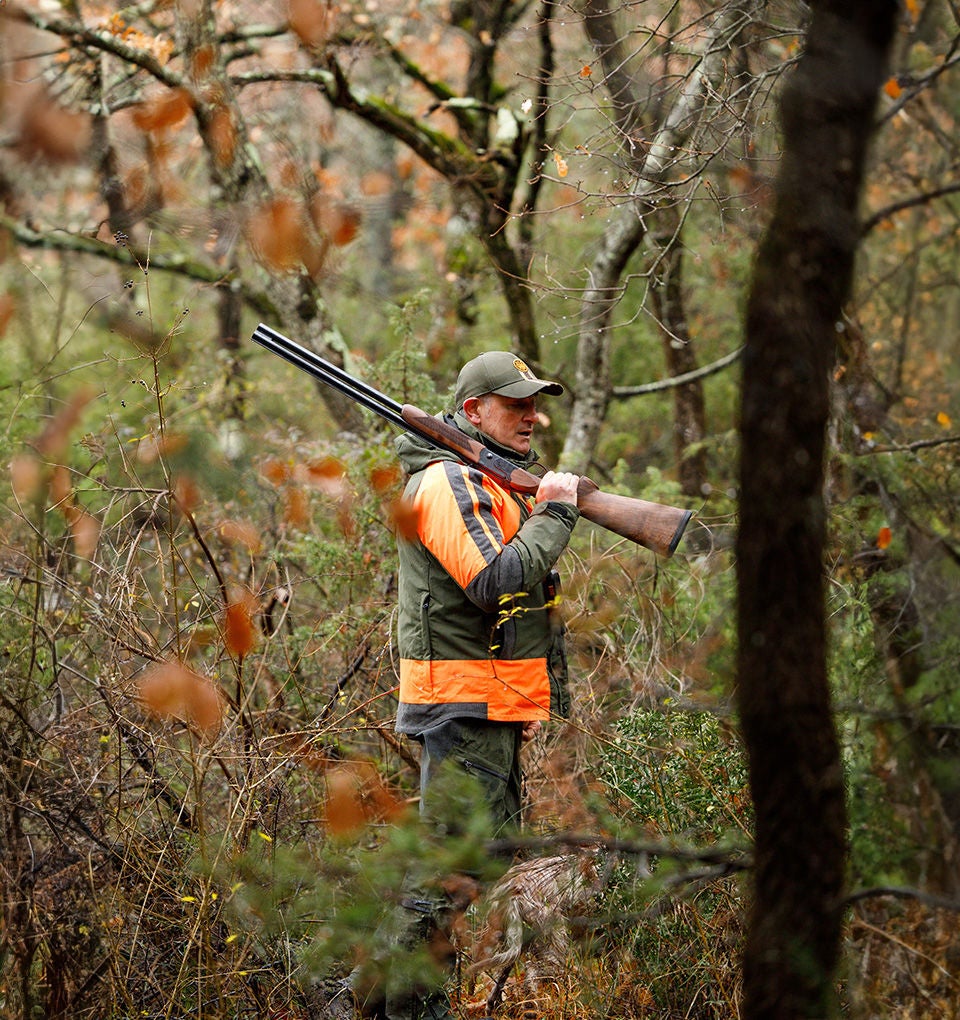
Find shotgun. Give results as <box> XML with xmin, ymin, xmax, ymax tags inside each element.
<box><xmin>251</xmin><ymin>324</ymin><xmax>692</xmax><ymax>556</ymax></box>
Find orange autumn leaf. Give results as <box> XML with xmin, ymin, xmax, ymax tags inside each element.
<box><xmin>324</xmin><ymin>767</ymin><xmax>367</xmax><ymax>837</ymax></box>
<box><xmin>219</xmin><ymin>519</ymin><xmax>262</xmax><ymax>553</ymax></box>
<box><xmin>139</xmin><ymin>661</ymin><xmax>225</xmax><ymax>737</ymax></box>
<box><xmin>553</xmin><ymin>152</ymin><xmax>569</xmax><ymax>178</ymax></box>
<box><xmin>173</xmin><ymin>474</ymin><xmax>200</xmax><ymax>512</ymax></box>
<box><xmin>10</xmin><ymin>453</ymin><xmax>42</xmax><ymax>502</ymax></box>
<box><xmin>45</xmin><ymin>462</ymin><xmax>101</xmax><ymax>558</ymax></box>
<box><xmin>224</xmin><ymin>594</ymin><xmax>258</xmax><ymax>658</ymax></box>
<box><xmin>876</xmin><ymin>527</ymin><xmax>892</xmax><ymax>550</ymax></box>
<box><xmin>883</xmin><ymin>78</ymin><xmax>902</xmax><ymax>100</ymax></box>
<box><xmin>36</xmin><ymin>387</ymin><xmax>96</xmax><ymax>458</ymax></box>
<box><xmin>288</xmin><ymin>0</ymin><xmax>337</xmax><ymax>48</ymax></box>
<box><xmin>185</xmin><ymin>678</ymin><xmax>225</xmax><ymax>736</ymax></box>
<box><xmin>19</xmin><ymin>90</ymin><xmax>92</xmax><ymax>163</ymax></box>
<box><xmin>208</xmin><ymin>105</ymin><xmax>237</xmax><ymax>167</ymax></box>
<box><xmin>136</xmin><ymin>430</ymin><xmax>189</xmax><ymax>464</ymax></box>
<box><xmin>388</xmin><ymin>497</ymin><xmax>420</xmax><ymax>540</ymax></box>
<box><xmin>936</xmin><ymin>411</ymin><xmax>952</xmax><ymax>428</ymax></box>
<box><xmin>324</xmin><ymin>761</ymin><xmax>404</xmax><ymax>837</ymax></box>
<box><xmin>131</xmin><ymin>88</ymin><xmax>193</xmax><ymax>132</ymax></box>
<box><xmin>0</xmin><ymin>292</ymin><xmax>15</xmax><ymax>337</ymax></box>
<box><xmin>69</xmin><ymin>508</ymin><xmax>100</xmax><ymax>559</ymax></box>
<box><xmin>579</xmin><ymin>64</ymin><xmax>592</xmax><ymax>78</ymax></box>
<box><xmin>336</xmin><ymin>497</ymin><xmax>357</xmax><ymax>539</ymax></box>
<box><xmin>247</xmin><ymin>197</ymin><xmax>308</xmax><ymax>272</ymax></box>
<box><xmin>48</xmin><ymin>463</ymin><xmax>73</xmax><ymax>506</ymax></box>
<box><xmin>260</xmin><ymin>458</ymin><xmax>291</xmax><ymax>486</ymax></box>
<box><xmin>310</xmin><ymin>196</ymin><xmax>361</xmax><ymax>246</ymax></box>
<box><xmin>369</xmin><ymin>463</ymin><xmax>401</xmax><ymax>495</ymax></box>
<box><xmin>284</xmin><ymin>486</ymin><xmax>310</xmax><ymax>529</ymax></box>
<box><xmin>301</xmin><ymin>455</ymin><xmax>347</xmax><ymax>495</ymax></box>
<box><xmin>360</xmin><ymin>170</ymin><xmax>393</xmax><ymax>197</ymax></box>
<box><xmin>328</xmin><ymin>207</ymin><xmax>361</xmax><ymax>246</ymax></box>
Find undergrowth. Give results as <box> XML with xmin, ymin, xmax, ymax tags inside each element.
<box><xmin>1</xmin><ymin>312</ymin><xmax>957</xmax><ymax>1019</ymax></box>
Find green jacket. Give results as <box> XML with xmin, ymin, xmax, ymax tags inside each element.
<box><xmin>394</xmin><ymin>413</ymin><xmax>578</xmax><ymax>735</ymax></box>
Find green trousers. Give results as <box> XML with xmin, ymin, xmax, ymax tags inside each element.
<box><xmin>353</xmin><ymin>718</ymin><xmax>525</xmax><ymax>1020</ymax></box>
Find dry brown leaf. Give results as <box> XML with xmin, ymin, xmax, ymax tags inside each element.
<box><xmin>388</xmin><ymin>497</ymin><xmax>420</xmax><ymax>540</ymax></box>
<box><xmin>224</xmin><ymin>591</ymin><xmax>258</xmax><ymax>658</ymax></box>
<box><xmin>0</xmin><ymin>293</ymin><xmax>15</xmax><ymax>337</ymax></box>
<box><xmin>247</xmin><ymin>197</ymin><xmax>308</xmax><ymax>272</ymax></box>
<box><xmin>19</xmin><ymin>90</ymin><xmax>91</xmax><ymax>163</ymax></box>
<box><xmin>131</xmin><ymin>88</ymin><xmax>193</xmax><ymax>132</ymax></box>
<box><xmin>69</xmin><ymin>508</ymin><xmax>100</xmax><ymax>559</ymax></box>
<box><xmin>219</xmin><ymin>519</ymin><xmax>262</xmax><ymax>553</ymax></box>
<box><xmin>36</xmin><ymin>387</ymin><xmax>96</xmax><ymax>459</ymax></box>
<box><xmin>10</xmin><ymin>454</ymin><xmax>42</xmax><ymax>502</ymax></box>
<box><xmin>208</xmin><ymin>105</ymin><xmax>237</xmax><ymax>167</ymax></box>
<box><xmin>369</xmin><ymin>463</ymin><xmax>401</xmax><ymax>495</ymax></box>
<box><xmin>284</xmin><ymin>486</ymin><xmax>310</xmax><ymax>529</ymax></box>
<box><xmin>260</xmin><ymin>458</ymin><xmax>291</xmax><ymax>486</ymax></box>
<box><xmin>324</xmin><ymin>761</ymin><xmax>405</xmax><ymax>837</ymax></box>
<box><xmin>288</xmin><ymin>0</ymin><xmax>337</xmax><ymax>48</ymax></box>
<box><xmin>310</xmin><ymin>195</ymin><xmax>361</xmax><ymax>246</ymax></box>
<box><xmin>139</xmin><ymin>661</ymin><xmax>225</xmax><ymax>737</ymax></box>
<box><xmin>300</xmin><ymin>455</ymin><xmax>347</xmax><ymax>495</ymax></box>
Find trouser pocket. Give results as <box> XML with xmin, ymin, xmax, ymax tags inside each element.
<box><xmin>419</xmin><ymin>718</ymin><xmax>523</xmax><ymax>835</ymax></box>
<box><xmin>459</xmin><ymin>756</ymin><xmax>509</xmax><ymax>784</ymax></box>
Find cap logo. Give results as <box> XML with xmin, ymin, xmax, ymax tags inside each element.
<box><xmin>513</xmin><ymin>358</ymin><xmax>535</xmax><ymax>379</ymax></box>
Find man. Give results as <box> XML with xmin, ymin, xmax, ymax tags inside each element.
<box><xmin>377</xmin><ymin>351</ymin><xmax>580</xmax><ymax>1019</ymax></box>
<box><xmin>395</xmin><ymin>350</ymin><xmax>579</xmax><ymax>828</ymax></box>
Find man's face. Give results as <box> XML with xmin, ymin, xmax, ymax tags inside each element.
<box><xmin>463</xmin><ymin>393</ymin><xmax>539</xmax><ymax>455</ymax></box>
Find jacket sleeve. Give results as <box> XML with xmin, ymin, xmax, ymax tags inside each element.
<box><xmin>414</xmin><ymin>461</ymin><xmax>579</xmax><ymax>612</ymax></box>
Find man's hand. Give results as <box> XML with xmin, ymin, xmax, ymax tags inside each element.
<box><xmin>521</xmin><ymin>720</ymin><xmax>542</xmax><ymax>742</ymax></box>
<box><xmin>536</xmin><ymin>471</ymin><xmax>580</xmax><ymax>506</ymax></box>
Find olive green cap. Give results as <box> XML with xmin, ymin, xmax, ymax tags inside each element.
<box><xmin>454</xmin><ymin>351</ymin><xmax>563</xmax><ymax>409</ymax></box>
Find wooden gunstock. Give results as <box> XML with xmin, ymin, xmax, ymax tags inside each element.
<box><xmin>575</xmin><ymin>478</ymin><xmax>692</xmax><ymax>557</ymax></box>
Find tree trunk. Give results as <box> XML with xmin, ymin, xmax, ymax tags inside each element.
<box><xmin>735</xmin><ymin>2</ymin><xmax>897</xmax><ymax>1017</ymax></box>
<box><xmin>649</xmin><ymin>206</ymin><xmax>707</xmax><ymax>498</ymax></box>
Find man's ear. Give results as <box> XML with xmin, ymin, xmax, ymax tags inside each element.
<box><xmin>462</xmin><ymin>396</ymin><xmax>483</xmax><ymax>425</ymax></box>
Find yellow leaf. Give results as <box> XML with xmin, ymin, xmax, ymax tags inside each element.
<box><xmin>936</xmin><ymin>411</ymin><xmax>952</xmax><ymax>428</ymax></box>
<box><xmin>553</xmin><ymin>152</ymin><xmax>568</xmax><ymax>178</ymax></box>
